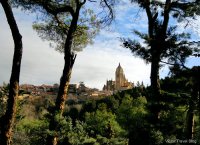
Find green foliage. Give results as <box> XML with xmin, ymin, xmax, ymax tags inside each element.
<box><xmin>116</xmin><ymin>95</ymin><xmax>149</xmax><ymax>144</ymax></box>
<box><xmin>9</xmin><ymin>80</ymin><xmax>200</xmax><ymax>145</ymax></box>
<box><xmin>7</xmin><ymin>66</ymin><xmax>200</xmax><ymax>145</ymax></box>
<box><xmin>32</xmin><ymin>8</ymin><xmax>99</xmax><ymax>53</ymax></box>
<box><xmin>15</xmin><ymin>0</ymin><xmax>100</xmax><ymax>53</ymax></box>
<box><xmin>0</xmin><ymin>83</ymin><xmax>9</xmax><ymax>117</ymax></box>
<box><xmin>85</xmin><ymin>103</ymin><xmax>125</xmax><ymax>138</ymax></box>
<box><xmin>194</xmin><ymin>116</ymin><xmax>200</xmax><ymax>144</ymax></box>
<box><xmin>64</xmin><ymin>119</ymin><xmax>96</xmax><ymax>145</ymax></box>
<box><xmin>14</xmin><ymin>116</ymin><xmax>96</xmax><ymax>145</ymax></box>
<box><xmin>149</xmin><ymin>129</ymin><xmax>164</xmax><ymax>145</ymax></box>
<box><xmin>13</xmin><ymin>0</ymin><xmax>116</xmax><ymax>53</ymax></box>
<box><xmin>95</xmin><ymin>135</ymin><xmax>128</xmax><ymax>145</ymax></box>
<box><xmin>107</xmin><ymin>96</ymin><xmax>120</xmax><ymax>111</ymax></box>
<box><xmin>117</xmin><ymin>95</ymin><xmax>147</xmax><ymax>129</ymax></box>
<box><xmin>122</xmin><ymin>27</ymin><xmax>199</xmax><ymax>66</ymax></box>
<box><xmin>14</xmin><ymin>119</ymin><xmax>49</xmax><ymax>145</ymax></box>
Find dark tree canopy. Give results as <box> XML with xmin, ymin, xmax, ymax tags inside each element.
<box><xmin>123</xmin><ymin>0</ymin><xmax>200</xmax><ymax>67</ymax></box>
<box><xmin>121</xmin><ymin>0</ymin><xmax>200</xmax><ymax>123</ymax></box>
<box><xmin>13</xmin><ymin>0</ymin><xmax>116</xmax><ymax>51</ymax></box>
<box><xmin>123</xmin><ymin>28</ymin><xmax>200</xmax><ymax>66</ymax></box>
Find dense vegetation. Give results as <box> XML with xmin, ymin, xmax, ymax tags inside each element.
<box><xmin>1</xmin><ymin>67</ymin><xmax>200</xmax><ymax>144</ymax></box>
<box><xmin>0</xmin><ymin>0</ymin><xmax>200</xmax><ymax>144</ymax></box>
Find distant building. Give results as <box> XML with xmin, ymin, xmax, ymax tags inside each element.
<box><xmin>103</xmin><ymin>63</ymin><xmax>134</xmax><ymax>91</ymax></box>
<box><xmin>77</xmin><ymin>82</ymin><xmax>88</xmax><ymax>93</ymax></box>
<box><xmin>68</xmin><ymin>84</ymin><xmax>78</xmax><ymax>94</ymax></box>
<box><xmin>20</xmin><ymin>84</ymin><xmax>56</xmax><ymax>95</ymax></box>
<box><xmin>103</xmin><ymin>79</ymin><xmax>115</xmax><ymax>91</ymax></box>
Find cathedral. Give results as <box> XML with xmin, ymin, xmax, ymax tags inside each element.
<box><xmin>103</xmin><ymin>63</ymin><xmax>134</xmax><ymax>91</ymax></box>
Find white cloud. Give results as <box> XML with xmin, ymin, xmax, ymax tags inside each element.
<box><xmin>70</xmin><ymin>42</ymin><xmax>151</xmax><ymax>89</ymax></box>
<box><xmin>1</xmin><ymin>3</ymin><xmax>177</xmax><ymax>90</ymax></box>
<box><xmin>0</xmin><ymin>8</ymin><xmax>64</xmax><ymax>85</ymax></box>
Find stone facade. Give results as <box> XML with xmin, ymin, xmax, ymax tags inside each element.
<box><xmin>103</xmin><ymin>63</ymin><xmax>134</xmax><ymax>91</ymax></box>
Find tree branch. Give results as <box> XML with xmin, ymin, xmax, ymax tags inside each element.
<box><xmin>43</xmin><ymin>2</ymin><xmax>74</xmax><ymax>16</ymax></box>
<box><xmin>100</xmin><ymin>0</ymin><xmax>114</xmax><ymax>26</ymax></box>
<box><xmin>144</xmin><ymin>0</ymin><xmax>153</xmax><ymax>38</ymax></box>
<box><xmin>88</xmin><ymin>0</ymin><xmax>96</xmax><ymax>2</ymax></box>
<box><xmin>54</xmin><ymin>14</ymin><xmax>68</xmax><ymax>35</ymax></box>
<box><xmin>81</xmin><ymin>0</ymin><xmax>87</xmax><ymax>6</ymax></box>
<box><xmin>171</xmin><ymin>0</ymin><xmax>197</xmax><ymax>11</ymax></box>
<box><xmin>160</xmin><ymin>60</ymin><xmax>189</xmax><ymax>70</ymax></box>
<box><xmin>162</xmin><ymin>0</ymin><xmax>171</xmax><ymax>36</ymax></box>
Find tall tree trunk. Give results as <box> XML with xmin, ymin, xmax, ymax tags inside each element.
<box><xmin>145</xmin><ymin>0</ymin><xmax>170</xmax><ymax>123</ymax></box>
<box><xmin>144</xmin><ymin>1</ymin><xmax>162</xmax><ymax>124</ymax></box>
<box><xmin>197</xmin><ymin>67</ymin><xmax>200</xmax><ymax>122</ymax></box>
<box><xmin>46</xmin><ymin>8</ymin><xmax>80</xmax><ymax>145</ymax></box>
<box><xmin>185</xmin><ymin>67</ymin><xmax>199</xmax><ymax>139</ymax></box>
<box><xmin>185</xmin><ymin>107</ymin><xmax>194</xmax><ymax>139</ymax></box>
<box><xmin>150</xmin><ymin>52</ymin><xmax>160</xmax><ymax>96</ymax></box>
<box><xmin>185</xmin><ymin>90</ymin><xmax>195</xmax><ymax>139</ymax></box>
<box><xmin>149</xmin><ymin>47</ymin><xmax>161</xmax><ymax>123</ymax></box>
<box><xmin>0</xmin><ymin>1</ymin><xmax>23</xmax><ymax>145</ymax></box>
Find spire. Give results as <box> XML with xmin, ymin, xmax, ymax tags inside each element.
<box><xmin>117</xmin><ymin>62</ymin><xmax>122</xmax><ymax>69</ymax></box>
<box><xmin>116</xmin><ymin>62</ymin><xmax>123</xmax><ymax>74</ymax></box>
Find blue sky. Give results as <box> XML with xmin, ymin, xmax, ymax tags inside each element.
<box><xmin>0</xmin><ymin>1</ymin><xmax>199</xmax><ymax>89</ymax></box>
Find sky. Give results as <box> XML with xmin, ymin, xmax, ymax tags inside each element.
<box><xmin>0</xmin><ymin>1</ymin><xmax>199</xmax><ymax>90</ymax></box>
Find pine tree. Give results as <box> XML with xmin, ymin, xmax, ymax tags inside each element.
<box><xmin>122</xmin><ymin>0</ymin><xmax>200</xmax><ymax>122</ymax></box>
<box><xmin>0</xmin><ymin>0</ymin><xmax>23</xmax><ymax>144</ymax></box>
<box><xmin>12</xmin><ymin>0</ymin><xmax>115</xmax><ymax>144</ymax></box>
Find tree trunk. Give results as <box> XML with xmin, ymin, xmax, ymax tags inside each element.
<box><xmin>185</xmin><ymin>108</ymin><xmax>194</xmax><ymax>139</ymax></box>
<box><xmin>144</xmin><ymin>0</ymin><xmax>170</xmax><ymax>124</ymax></box>
<box><xmin>149</xmin><ymin>47</ymin><xmax>161</xmax><ymax>123</ymax></box>
<box><xmin>46</xmin><ymin>7</ymin><xmax>80</xmax><ymax>145</ymax></box>
<box><xmin>192</xmin><ymin>67</ymin><xmax>200</xmax><ymax>121</ymax></box>
<box><xmin>150</xmin><ymin>53</ymin><xmax>160</xmax><ymax>97</ymax></box>
<box><xmin>185</xmin><ymin>67</ymin><xmax>199</xmax><ymax>139</ymax></box>
<box><xmin>46</xmin><ymin>52</ymin><xmax>76</xmax><ymax>145</ymax></box>
<box><xmin>0</xmin><ymin>1</ymin><xmax>23</xmax><ymax>145</ymax></box>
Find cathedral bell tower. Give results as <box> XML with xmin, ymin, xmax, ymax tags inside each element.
<box><xmin>103</xmin><ymin>63</ymin><xmax>134</xmax><ymax>92</ymax></box>
<box><xmin>115</xmin><ymin>63</ymin><xmax>125</xmax><ymax>90</ymax></box>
